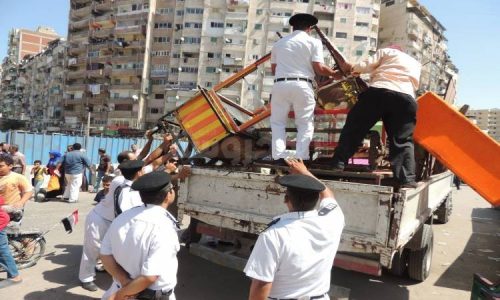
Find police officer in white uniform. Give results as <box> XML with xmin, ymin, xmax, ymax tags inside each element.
<box><xmin>112</xmin><ymin>159</ymin><xmax>144</xmax><ymax>216</ymax></box>
<box><xmin>271</xmin><ymin>13</ymin><xmax>336</xmax><ymax>163</ymax></box>
<box><xmin>244</xmin><ymin>158</ymin><xmax>344</xmax><ymax>300</ymax></box>
<box><xmin>100</xmin><ymin>171</ymin><xmax>180</xmax><ymax>300</ymax></box>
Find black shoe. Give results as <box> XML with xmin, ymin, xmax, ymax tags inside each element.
<box><xmin>272</xmin><ymin>158</ymin><xmax>288</xmax><ymax>167</ymax></box>
<box><xmin>330</xmin><ymin>161</ymin><xmax>345</xmax><ymax>171</ymax></box>
<box><xmin>81</xmin><ymin>281</ymin><xmax>98</xmax><ymax>292</ymax></box>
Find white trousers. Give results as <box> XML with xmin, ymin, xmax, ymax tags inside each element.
<box><xmin>271</xmin><ymin>81</ymin><xmax>316</xmax><ymax>160</ymax></box>
<box><xmin>63</xmin><ymin>173</ymin><xmax>82</xmax><ymax>202</ymax></box>
<box><xmin>79</xmin><ymin>209</ymin><xmax>111</xmax><ymax>283</ymax></box>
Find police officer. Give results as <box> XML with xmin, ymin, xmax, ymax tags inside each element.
<box><xmin>79</xmin><ymin>157</ymin><xmax>144</xmax><ymax>291</ymax></box>
<box><xmin>100</xmin><ymin>171</ymin><xmax>180</xmax><ymax>300</ymax></box>
<box><xmin>271</xmin><ymin>13</ymin><xmax>336</xmax><ymax>164</ymax></box>
<box><xmin>244</xmin><ymin>158</ymin><xmax>344</xmax><ymax>300</ymax></box>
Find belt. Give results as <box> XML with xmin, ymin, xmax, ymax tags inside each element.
<box><xmin>269</xmin><ymin>294</ymin><xmax>326</xmax><ymax>300</ymax></box>
<box><xmin>274</xmin><ymin>77</ymin><xmax>313</xmax><ymax>84</ymax></box>
<box><xmin>115</xmin><ymin>283</ymin><xmax>172</xmax><ymax>300</ymax></box>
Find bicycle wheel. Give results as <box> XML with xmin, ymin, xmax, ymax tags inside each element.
<box><xmin>9</xmin><ymin>234</ymin><xmax>46</xmax><ymax>270</ymax></box>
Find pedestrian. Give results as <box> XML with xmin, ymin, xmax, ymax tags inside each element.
<box><xmin>94</xmin><ymin>175</ymin><xmax>113</xmax><ymax>203</ymax></box>
<box><xmin>112</xmin><ymin>160</ymin><xmax>144</xmax><ymax>216</ymax></box>
<box><xmin>31</xmin><ymin>160</ymin><xmax>45</xmax><ymax>202</ymax></box>
<box><xmin>0</xmin><ymin>154</ymin><xmax>33</xmax><ymax>209</ymax></box>
<box><xmin>59</xmin><ymin>143</ymin><xmax>91</xmax><ymax>203</ymax></box>
<box><xmin>244</xmin><ymin>158</ymin><xmax>344</xmax><ymax>300</ymax></box>
<box><xmin>93</xmin><ymin>148</ymin><xmax>112</xmax><ymax>193</ymax></box>
<box><xmin>45</xmin><ymin>150</ymin><xmax>64</xmax><ymax>199</ymax></box>
<box><xmin>100</xmin><ymin>171</ymin><xmax>180</xmax><ymax>300</ymax></box>
<box><xmin>329</xmin><ymin>45</ymin><xmax>421</xmax><ymax>188</ymax></box>
<box><xmin>0</xmin><ymin>143</ymin><xmax>9</xmax><ymax>154</ymax></box>
<box><xmin>8</xmin><ymin>145</ymin><xmax>26</xmax><ymax>175</ymax></box>
<box><xmin>0</xmin><ymin>195</ymin><xmax>23</xmax><ymax>289</ymax></box>
<box><xmin>270</xmin><ymin>13</ymin><xmax>336</xmax><ymax>164</ymax></box>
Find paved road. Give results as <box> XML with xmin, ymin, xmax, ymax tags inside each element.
<box><xmin>0</xmin><ymin>185</ymin><xmax>498</xmax><ymax>299</ymax></box>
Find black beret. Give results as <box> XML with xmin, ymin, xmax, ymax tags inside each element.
<box><xmin>289</xmin><ymin>13</ymin><xmax>318</xmax><ymax>27</ymax></box>
<box><xmin>131</xmin><ymin>171</ymin><xmax>172</xmax><ymax>192</ymax></box>
<box><xmin>278</xmin><ymin>174</ymin><xmax>325</xmax><ymax>193</ymax></box>
<box><xmin>118</xmin><ymin>159</ymin><xmax>144</xmax><ymax>171</ymax></box>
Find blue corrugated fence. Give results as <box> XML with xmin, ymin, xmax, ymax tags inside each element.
<box><xmin>1</xmin><ymin>131</ymin><xmax>162</xmax><ymax>165</ymax></box>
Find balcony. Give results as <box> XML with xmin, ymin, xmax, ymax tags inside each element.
<box><xmin>225</xmin><ymin>11</ymin><xmax>248</xmax><ymax>20</ymax></box>
<box><xmin>150</xmin><ymin>69</ymin><xmax>168</xmax><ymax>77</ymax></box>
<box><xmin>408</xmin><ymin>27</ymin><xmax>420</xmax><ymax>41</ymax></box>
<box><xmin>111</xmin><ymin>83</ymin><xmax>141</xmax><ymax>90</ymax></box>
<box><xmin>70</xmin><ymin>30</ymin><xmax>89</xmax><ymax>40</ymax></box>
<box><xmin>87</xmin><ymin>67</ymin><xmax>112</xmax><ymax>78</ymax></box>
<box><xmin>92</xmin><ymin>0</ymin><xmax>113</xmax><ymax>12</ymax></box>
<box><xmin>70</xmin><ymin>5</ymin><xmax>91</xmax><ymax>19</ymax></box>
<box><xmin>66</xmin><ymin>69</ymin><xmax>87</xmax><ymax>79</ymax></box>
<box><xmin>407</xmin><ymin>40</ymin><xmax>422</xmax><ymax>51</ymax></box>
<box><xmin>108</xmin><ymin>110</ymin><xmax>135</xmax><ymax>118</ymax></box>
<box><xmin>69</xmin><ymin>43</ymin><xmax>87</xmax><ymax>54</ymax></box>
<box><xmin>90</xmin><ymin>28</ymin><xmax>115</xmax><ymax>38</ymax></box>
<box><xmin>314</xmin><ymin>4</ymin><xmax>335</xmax><ymax>15</ymax></box>
<box><xmin>69</xmin><ymin>19</ymin><xmax>90</xmax><ymax>31</ymax></box>
<box><xmin>114</xmin><ymin>24</ymin><xmax>144</xmax><ymax>35</ymax></box>
<box><xmin>65</xmin><ymin>84</ymin><xmax>88</xmax><ymax>91</ymax></box>
<box><xmin>126</xmin><ymin>40</ymin><xmax>146</xmax><ymax>48</ymax></box>
<box><xmin>116</xmin><ymin>9</ymin><xmax>148</xmax><ymax>17</ymax></box>
<box><xmin>222</xmin><ymin>57</ymin><xmax>243</xmax><ymax>66</ymax></box>
<box><xmin>224</xmin><ymin>27</ymin><xmax>247</xmax><ymax>36</ymax></box>
<box><xmin>112</xmin><ymin>68</ymin><xmax>143</xmax><ymax>76</ymax></box>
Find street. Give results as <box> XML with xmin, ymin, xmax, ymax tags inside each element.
<box><xmin>0</xmin><ymin>185</ymin><xmax>498</xmax><ymax>300</ymax></box>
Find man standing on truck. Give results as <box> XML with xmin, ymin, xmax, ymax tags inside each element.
<box><xmin>330</xmin><ymin>45</ymin><xmax>421</xmax><ymax>188</ymax></box>
<box><xmin>270</xmin><ymin>13</ymin><xmax>336</xmax><ymax>164</ymax></box>
<box><xmin>244</xmin><ymin>158</ymin><xmax>344</xmax><ymax>300</ymax></box>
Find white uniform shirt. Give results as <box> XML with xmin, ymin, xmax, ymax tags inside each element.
<box><xmin>101</xmin><ymin>205</ymin><xmax>180</xmax><ymax>292</ymax></box>
<box><xmin>352</xmin><ymin>48</ymin><xmax>421</xmax><ymax>98</ymax></box>
<box><xmin>116</xmin><ymin>179</ymin><xmax>143</xmax><ymax>213</ymax></box>
<box><xmin>271</xmin><ymin>30</ymin><xmax>324</xmax><ymax>79</ymax></box>
<box><xmin>244</xmin><ymin>197</ymin><xmax>345</xmax><ymax>299</ymax></box>
<box><xmin>93</xmin><ymin>176</ymin><xmax>125</xmax><ymax>221</ymax></box>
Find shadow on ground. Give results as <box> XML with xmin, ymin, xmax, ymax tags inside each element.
<box><xmin>434</xmin><ymin>207</ymin><xmax>500</xmax><ymax>291</ymax></box>
<box><xmin>24</xmin><ymin>244</ymin><xmax>111</xmax><ymax>300</ymax></box>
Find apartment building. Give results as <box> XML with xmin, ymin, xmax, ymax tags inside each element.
<box><xmin>379</xmin><ymin>0</ymin><xmax>458</xmax><ymax>102</ymax></box>
<box><xmin>0</xmin><ymin>27</ymin><xmax>60</xmax><ymax>118</ymax></box>
<box><xmin>467</xmin><ymin>109</ymin><xmax>500</xmax><ymax>142</ymax></box>
<box><xmin>18</xmin><ymin>39</ymin><xmax>67</xmax><ymax>130</ymax></box>
<box><xmin>65</xmin><ymin>0</ymin><xmax>381</xmax><ymax>130</ymax></box>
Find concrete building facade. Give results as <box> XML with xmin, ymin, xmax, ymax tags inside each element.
<box><xmin>0</xmin><ymin>27</ymin><xmax>60</xmax><ymax>119</ymax></box>
<box><xmin>65</xmin><ymin>0</ymin><xmax>381</xmax><ymax>130</ymax></box>
<box><xmin>379</xmin><ymin>0</ymin><xmax>458</xmax><ymax>102</ymax></box>
<box><xmin>467</xmin><ymin>109</ymin><xmax>500</xmax><ymax>142</ymax></box>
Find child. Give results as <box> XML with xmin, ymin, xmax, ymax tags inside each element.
<box><xmin>31</xmin><ymin>160</ymin><xmax>45</xmax><ymax>202</ymax></box>
<box><xmin>93</xmin><ymin>175</ymin><xmax>113</xmax><ymax>203</ymax></box>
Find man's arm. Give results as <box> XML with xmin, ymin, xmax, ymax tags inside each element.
<box><xmin>100</xmin><ymin>255</ymin><xmax>132</xmax><ymax>287</ymax></box>
<box><xmin>15</xmin><ymin>176</ymin><xmax>33</xmax><ymax>208</ymax></box>
<box><xmin>312</xmin><ymin>62</ymin><xmax>336</xmax><ymax>77</ymax></box>
<box><xmin>114</xmin><ymin>275</ymin><xmax>159</xmax><ymax>300</ymax></box>
<box><xmin>137</xmin><ymin>130</ymin><xmax>154</xmax><ymax>161</ymax></box>
<box><xmin>271</xmin><ymin>63</ymin><xmax>276</xmax><ymax>76</ymax></box>
<box><xmin>142</xmin><ymin>133</ymin><xmax>173</xmax><ymax>166</ymax></box>
<box><xmin>20</xmin><ymin>155</ymin><xmax>26</xmax><ymax>174</ymax></box>
<box><xmin>249</xmin><ymin>279</ymin><xmax>273</xmax><ymax>300</ymax></box>
<box><xmin>285</xmin><ymin>158</ymin><xmax>334</xmax><ymax>200</ymax></box>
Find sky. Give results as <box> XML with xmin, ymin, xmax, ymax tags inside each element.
<box><xmin>0</xmin><ymin>0</ymin><xmax>498</xmax><ymax>109</ymax></box>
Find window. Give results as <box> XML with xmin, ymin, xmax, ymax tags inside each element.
<box><xmin>115</xmin><ymin>104</ymin><xmax>133</xmax><ymax>111</ymax></box>
<box><xmin>185</xmin><ymin>22</ymin><xmax>202</xmax><ymax>28</ymax></box>
<box><xmin>337</xmin><ymin>2</ymin><xmax>353</xmax><ymax>9</ymax></box>
<box><xmin>210</xmin><ymin>22</ymin><xmax>224</xmax><ymax>28</ymax></box>
<box><xmin>157</xmin><ymin>8</ymin><xmax>173</xmax><ymax>15</ymax></box>
<box><xmin>353</xmin><ymin>35</ymin><xmax>368</xmax><ymax>41</ymax></box>
<box><xmin>154</xmin><ymin>94</ymin><xmax>164</xmax><ymax>99</ymax></box>
<box><xmin>153</xmin><ymin>37</ymin><xmax>170</xmax><ymax>43</ymax></box>
<box><xmin>256</xmin><ymin>9</ymin><xmax>263</xmax><ymax>15</ymax></box>
<box><xmin>338</xmin><ymin>47</ymin><xmax>344</xmax><ymax>52</ymax></box>
<box><xmin>210</xmin><ymin>37</ymin><xmax>218</xmax><ymax>43</ymax></box>
<box><xmin>254</xmin><ymin>24</ymin><xmax>262</xmax><ymax>30</ymax></box>
<box><xmin>154</xmin><ymin>22</ymin><xmax>172</xmax><ymax>29</ymax></box>
<box><xmin>384</xmin><ymin>0</ymin><xmax>395</xmax><ymax>7</ymax></box>
<box><xmin>176</xmin><ymin>10</ymin><xmax>184</xmax><ymax>16</ymax></box>
<box><xmin>206</xmin><ymin>67</ymin><xmax>216</xmax><ymax>73</ymax></box>
<box><xmin>283</xmin><ymin>28</ymin><xmax>290</xmax><ymax>33</ymax></box>
<box><xmin>336</xmin><ymin>32</ymin><xmax>347</xmax><ymax>38</ymax></box>
<box><xmin>88</xmin><ymin>50</ymin><xmax>99</xmax><ymax>57</ymax></box>
<box><xmin>356</xmin><ymin>50</ymin><xmax>363</xmax><ymax>56</ymax></box>
<box><xmin>340</xmin><ymin>18</ymin><xmax>347</xmax><ymax>24</ymax></box>
<box><xmin>183</xmin><ymin>37</ymin><xmax>201</xmax><ymax>44</ymax></box>
<box><xmin>205</xmin><ymin>82</ymin><xmax>213</xmax><ymax>88</ymax></box>
<box><xmin>356</xmin><ymin>22</ymin><xmax>369</xmax><ymax>27</ymax></box>
<box><xmin>150</xmin><ymin>108</ymin><xmax>160</xmax><ymax>114</ymax></box>
<box><xmin>185</xmin><ymin>8</ymin><xmax>203</xmax><ymax>14</ymax></box>
<box><xmin>356</xmin><ymin>7</ymin><xmax>371</xmax><ymax>14</ymax></box>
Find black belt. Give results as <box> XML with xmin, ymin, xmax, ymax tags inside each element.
<box><xmin>116</xmin><ymin>283</ymin><xmax>172</xmax><ymax>300</ymax></box>
<box><xmin>269</xmin><ymin>294</ymin><xmax>326</xmax><ymax>300</ymax></box>
<box><xmin>274</xmin><ymin>77</ymin><xmax>313</xmax><ymax>84</ymax></box>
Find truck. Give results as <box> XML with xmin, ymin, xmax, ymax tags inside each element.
<box><xmin>176</xmin><ymin>165</ymin><xmax>453</xmax><ymax>281</ymax></box>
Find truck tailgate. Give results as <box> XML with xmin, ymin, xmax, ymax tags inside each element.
<box><xmin>178</xmin><ymin>167</ymin><xmax>394</xmax><ymax>254</ymax></box>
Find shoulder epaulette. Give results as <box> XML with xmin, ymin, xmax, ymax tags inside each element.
<box><xmin>260</xmin><ymin>218</ymin><xmax>281</xmax><ymax>233</ymax></box>
<box><xmin>318</xmin><ymin>203</ymin><xmax>337</xmax><ymax>216</ymax></box>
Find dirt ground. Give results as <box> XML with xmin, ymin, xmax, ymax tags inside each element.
<box><xmin>0</xmin><ymin>185</ymin><xmax>498</xmax><ymax>300</ymax></box>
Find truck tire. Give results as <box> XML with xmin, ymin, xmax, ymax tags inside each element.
<box><xmin>435</xmin><ymin>193</ymin><xmax>452</xmax><ymax>224</ymax></box>
<box><xmin>390</xmin><ymin>248</ymin><xmax>409</xmax><ymax>276</ymax></box>
<box><xmin>408</xmin><ymin>224</ymin><xmax>433</xmax><ymax>281</ymax></box>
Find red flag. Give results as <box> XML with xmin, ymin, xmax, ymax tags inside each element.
<box><xmin>61</xmin><ymin>210</ymin><xmax>79</xmax><ymax>233</ymax></box>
